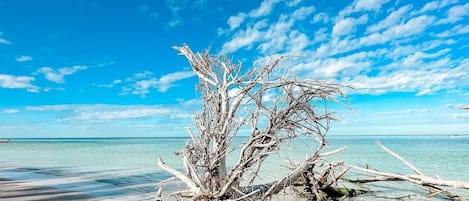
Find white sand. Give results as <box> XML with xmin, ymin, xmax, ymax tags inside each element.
<box><xmin>0</xmin><ymin>178</ymin><xmax>92</xmax><ymax>201</ymax></box>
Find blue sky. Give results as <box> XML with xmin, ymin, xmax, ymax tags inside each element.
<box><xmin>0</xmin><ymin>0</ymin><xmax>468</xmax><ymax>137</ymax></box>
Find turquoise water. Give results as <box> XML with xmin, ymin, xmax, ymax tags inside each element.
<box><xmin>1</xmin><ymin>135</ymin><xmax>468</xmax><ymax>200</ymax></box>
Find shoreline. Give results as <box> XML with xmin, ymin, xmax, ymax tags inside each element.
<box><xmin>2</xmin><ymin>134</ymin><xmax>467</xmax><ymax>141</ymax></box>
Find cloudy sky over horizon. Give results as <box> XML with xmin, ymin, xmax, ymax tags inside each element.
<box><xmin>1</xmin><ymin>0</ymin><xmax>468</xmax><ymax>137</ymax></box>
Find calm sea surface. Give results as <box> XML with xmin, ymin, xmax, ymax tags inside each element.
<box><xmin>1</xmin><ymin>135</ymin><xmax>468</xmax><ymax>200</ymax></box>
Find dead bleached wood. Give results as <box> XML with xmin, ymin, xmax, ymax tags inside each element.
<box><xmin>350</xmin><ymin>141</ymin><xmax>469</xmax><ymax>200</ymax></box>
<box><xmin>157</xmin><ymin>44</ymin><xmax>347</xmax><ymax>200</ymax></box>
<box><xmin>157</xmin><ymin>157</ymin><xmax>201</xmax><ymax>196</ymax></box>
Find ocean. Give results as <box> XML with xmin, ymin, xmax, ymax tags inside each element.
<box><xmin>1</xmin><ymin>135</ymin><xmax>468</xmax><ymax>200</ymax></box>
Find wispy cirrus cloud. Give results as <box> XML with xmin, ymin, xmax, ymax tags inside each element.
<box><xmin>0</xmin><ymin>74</ymin><xmax>39</xmax><ymax>92</ymax></box>
<box><xmin>332</xmin><ymin>14</ymin><xmax>368</xmax><ymax>38</ymax></box>
<box><xmin>366</xmin><ymin>4</ymin><xmax>412</xmax><ymax>33</ymax></box>
<box><xmin>248</xmin><ymin>0</ymin><xmax>280</xmax><ymax>18</ymax></box>
<box><xmin>162</xmin><ymin>0</ymin><xmax>212</xmax><ymax>28</ymax></box>
<box><xmin>227</xmin><ymin>13</ymin><xmax>247</xmax><ymax>30</ymax></box>
<box><xmin>435</xmin><ymin>24</ymin><xmax>469</xmax><ymax>38</ymax></box>
<box><xmin>0</xmin><ymin>109</ymin><xmax>19</xmax><ymax>114</ymax></box>
<box><xmin>221</xmin><ymin>4</ymin><xmax>316</xmax><ymax>55</ymax></box>
<box><xmin>0</xmin><ymin>33</ymin><xmax>12</xmax><ymax>44</ymax></box>
<box><xmin>218</xmin><ymin>0</ymin><xmax>469</xmax><ymax>97</ymax></box>
<box><xmin>419</xmin><ymin>0</ymin><xmax>458</xmax><ymax>13</ymax></box>
<box><xmin>219</xmin><ymin>0</ymin><xmax>283</xmax><ymax>40</ymax></box>
<box><xmin>25</xmin><ymin>104</ymin><xmax>192</xmax><ymax>122</ymax></box>
<box><xmin>35</xmin><ymin>65</ymin><xmax>88</xmax><ymax>83</ymax></box>
<box><xmin>339</xmin><ymin>0</ymin><xmax>390</xmax><ymax>17</ymax></box>
<box><xmin>95</xmin><ymin>79</ymin><xmax>122</xmax><ymax>88</ymax></box>
<box><xmin>438</xmin><ymin>2</ymin><xmax>469</xmax><ymax>24</ymax></box>
<box><xmin>115</xmin><ymin>70</ymin><xmax>194</xmax><ymax>97</ymax></box>
<box><xmin>16</xmin><ymin>56</ymin><xmax>32</xmax><ymax>62</ymax></box>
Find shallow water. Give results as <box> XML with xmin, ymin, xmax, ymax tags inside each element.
<box><xmin>0</xmin><ymin>135</ymin><xmax>468</xmax><ymax>200</ymax></box>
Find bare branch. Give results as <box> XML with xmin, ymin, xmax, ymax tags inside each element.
<box><xmin>157</xmin><ymin>157</ymin><xmax>201</xmax><ymax>195</ymax></box>
<box><xmin>376</xmin><ymin>141</ymin><xmax>423</xmax><ymax>175</ymax></box>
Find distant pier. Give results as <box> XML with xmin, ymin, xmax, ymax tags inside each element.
<box><xmin>448</xmin><ymin>133</ymin><xmax>469</xmax><ymax>137</ymax></box>
<box><xmin>0</xmin><ymin>139</ymin><xmax>11</xmax><ymax>143</ymax></box>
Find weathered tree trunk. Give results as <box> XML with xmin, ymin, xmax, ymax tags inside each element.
<box><xmin>156</xmin><ymin>45</ymin><xmax>346</xmax><ymax>200</ymax></box>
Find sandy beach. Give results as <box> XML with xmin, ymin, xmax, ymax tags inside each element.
<box><xmin>0</xmin><ymin>178</ymin><xmax>92</xmax><ymax>201</ymax></box>
<box><xmin>0</xmin><ymin>165</ymin><xmax>157</xmax><ymax>201</ymax></box>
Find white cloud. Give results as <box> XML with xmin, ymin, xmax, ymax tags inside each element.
<box><xmin>344</xmin><ymin>63</ymin><xmax>469</xmax><ymax>95</ymax></box>
<box><xmin>157</xmin><ymin>71</ymin><xmax>194</xmax><ymax>92</ymax></box>
<box><xmin>438</xmin><ymin>2</ymin><xmax>469</xmax><ymax>23</ymax></box>
<box><xmin>371</xmin><ymin>108</ymin><xmax>430</xmax><ymax>115</ymax></box>
<box><xmin>26</xmin><ymin>105</ymin><xmax>74</xmax><ymax>111</ymax></box>
<box><xmin>353</xmin><ymin>0</ymin><xmax>389</xmax><ymax>12</ymax></box>
<box><xmin>416</xmin><ymin>89</ymin><xmax>434</xmax><ymax>96</ymax></box>
<box><xmin>169</xmin><ymin>19</ymin><xmax>182</xmax><ymax>27</ymax></box>
<box><xmin>397</xmin><ymin>48</ymin><xmax>451</xmax><ymax>69</ymax></box>
<box><xmin>0</xmin><ymin>38</ymin><xmax>11</xmax><ymax>44</ymax></box>
<box><xmin>223</xmin><ymin>5</ymin><xmax>316</xmax><ymax>55</ymax></box>
<box><xmin>287</xmin><ymin>31</ymin><xmax>309</xmax><ymax>54</ymax></box>
<box><xmin>221</xmin><ymin>19</ymin><xmax>268</xmax><ymax>54</ymax></box>
<box><xmin>385</xmin><ymin>15</ymin><xmax>435</xmax><ymax>38</ymax></box>
<box><xmin>445</xmin><ymin>103</ymin><xmax>458</xmax><ymax>109</ymax></box>
<box><xmin>360</xmin><ymin>15</ymin><xmax>435</xmax><ymax>47</ymax></box>
<box><xmin>218</xmin><ymin>0</ymin><xmax>468</xmax><ymax>98</ymax></box>
<box><xmin>36</xmin><ymin>65</ymin><xmax>88</xmax><ymax>83</ymax></box>
<box><xmin>16</xmin><ymin>56</ymin><xmax>32</xmax><ymax>62</ymax></box>
<box><xmin>300</xmin><ymin>51</ymin><xmax>373</xmax><ymax>79</ymax></box>
<box><xmin>332</xmin><ymin>18</ymin><xmax>355</xmax><ymax>38</ymax></box>
<box><xmin>121</xmin><ymin>71</ymin><xmax>194</xmax><ymax>97</ymax></box>
<box><xmin>96</xmin><ymin>61</ymin><xmax>117</xmax><ymax>68</ymax></box>
<box><xmin>0</xmin><ymin>33</ymin><xmax>11</xmax><ymax>44</ymax></box>
<box><xmin>383</xmin><ymin>39</ymin><xmax>455</xmax><ymax>61</ymax></box>
<box><xmin>290</xmin><ymin>47</ymin><xmax>467</xmax><ymax>96</ymax></box>
<box><xmin>340</xmin><ymin>0</ymin><xmax>390</xmax><ymax>16</ymax></box>
<box><xmin>421</xmin><ymin>1</ymin><xmax>439</xmax><ymax>12</ymax></box>
<box><xmin>258</xmin><ymin>16</ymin><xmax>294</xmax><ymax>53</ymax></box>
<box><xmin>166</xmin><ymin>0</ymin><xmax>183</xmax><ymax>27</ymax></box>
<box><xmin>312</xmin><ymin>12</ymin><xmax>329</xmax><ymax>24</ymax></box>
<box><xmin>69</xmin><ymin>106</ymin><xmax>184</xmax><ymax>121</ymax></box>
<box><xmin>446</xmin><ymin>113</ymin><xmax>469</xmax><ymax>119</ymax></box>
<box><xmin>332</xmin><ymin>15</ymin><xmax>368</xmax><ymax>38</ymax></box>
<box><xmin>1</xmin><ymin>109</ymin><xmax>19</xmax><ymax>114</ymax></box>
<box><xmin>227</xmin><ymin>13</ymin><xmax>247</xmax><ymax>30</ymax></box>
<box><xmin>96</xmin><ymin>79</ymin><xmax>122</xmax><ymax>88</ymax></box>
<box><xmin>367</xmin><ymin>5</ymin><xmax>412</xmax><ymax>33</ymax></box>
<box><xmin>287</xmin><ymin>0</ymin><xmax>302</xmax><ymax>7</ymax></box>
<box><xmin>0</xmin><ymin>74</ymin><xmax>39</xmax><ymax>92</ymax></box>
<box><xmin>249</xmin><ymin>0</ymin><xmax>280</xmax><ymax>18</ymax></box>
<box><xmin>291</xmin><ymin>6</ymin><xmax>315</xmax><ymax>21</ymax></box>
<box><xmin>26</xmin><ymin>104</ymin><xmax>192</xmax><ymax>122</ymax></box>
<box><xmin>435</xmin><ymin>24</ymin><xmax>469</xmax><ymax>38</ymax></box>
<box><xmin>404</xmin><ymin>108</ymin><xmax>429</xmax><ymax>113</ymax></box>
<box><xmin>420</xmin><ymin>0</ymin><xmax>457</xmax><ymax>13</ymax></box>
<box><xmin>313</xmin><ymin>28</ymin><xmax>328</xmax><ymax>43</ymax></box>
<box><xmin>258</xmin><ymin>7</ymin><xmax>314</xmax><ymax>54</ymax></box>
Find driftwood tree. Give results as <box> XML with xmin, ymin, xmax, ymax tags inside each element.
<box><xmin>350</xmin><ymin>142</ymin><xmax>469</xmax><ymax>201</ymax></box>
<box><xmin>157</xmin><ymin>45</ymin><xmax>347</xmax><ymax>200</ymax></box>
